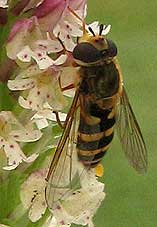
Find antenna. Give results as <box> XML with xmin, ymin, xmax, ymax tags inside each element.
<box><xmin>99</xmin><ymin>24</ymin><xmax>104</xmax><ymax>35</ymax></box>
<box><xmin>88</xmin><ymin>26</ymin><xmax>95</xmax><ymax>36</ymax></box>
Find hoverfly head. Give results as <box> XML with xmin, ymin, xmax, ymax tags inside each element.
<box><xmin>73</xmin><ymin>24</ymin><xmax>117</xmax><ymax>66</ymax></box>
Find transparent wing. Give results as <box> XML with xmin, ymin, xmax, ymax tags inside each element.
<box><xmin>116</xmin><ymin>87</ymin><xmax>147</xmax><ymax>174</ymax></box>
<box><xmin>45</xmin><ymin>89</ymin><xmax>85</xmax><ymax>210</ymax></box>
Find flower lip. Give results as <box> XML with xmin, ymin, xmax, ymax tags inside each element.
<box><xmin>73</xmin><ymin>42</ymin><xmax>102</xmax><ymax>64</ymax></box>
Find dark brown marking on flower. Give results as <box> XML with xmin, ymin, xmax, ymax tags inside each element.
<box><xmin>10</xmin><ymin>144</ymin><xmax>14</xmax><ymax>148</ymax></box>
<box><xmin>67</xmin><ymin>34</ymin><xmax>70</xmax><ymax>39</ymax></box>
<box><xmin>37</xmin><ymin>53</ymin><xmax>42</xmax><ymax>57</ymax></box>
<box><xmin>60</xmin><ymin>220</ymin><xmax>65</xmax><ymax>225</ymax></box>
<box><xmin>56</xmin><ymin>205</ymin><xmax>61</xmax><ymax>210</ymax></box>
<box><xmin>24</xmin><ymin>54</ymin><xmax>28</xmax><ymax>59</ymax></box>
<box><xmin>37</xmin><ymin>91</ymin><xmax>40</xmax><ymax>95</ymax></box>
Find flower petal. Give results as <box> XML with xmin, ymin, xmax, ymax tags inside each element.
<box><xmin>0</xmin><ymin>0</ymin><xmax>8</xmax><ymax>8</ymax></box>
<box><xmin>20</xmin><ymin>169</ymin><xmax>47</xmax><ymax>222</ymax></box>
<box><xmin>28</xmin><ymin>189</ymin><xmax>47</xmax><ymax>222</ymax></box>
<box><xmin>3</xmin><ymin>163</ymin><xmax>19</xmax><ymax>170</ymax></box>
<box><xmin>87</xmin><ymin>21</ymin><xmax>99</xmax><ymax>33</ymax></box>
<box><xmin>24</xmin><ymin>153</ymin><xmax>39</xmax><ymax>163</ymax></box>
<box><xmin>53</xmin><ymin>54</ymin><xmax>67</xmax><ymax>65</ymax></box>
<box><xmin>63</xmin><ymin>36</ymin><xmax>76</xmax><ymax>52</ymax></box>
<box><xmin>17</xmin><ymin>65</ymin><xmax>43</xmax><ymax>79</ymax></box>
<box><xmin>33</xmin><ymin>118</ymin><xmax>49</xmax><ymax>129</ymax></box>
<box><xmin>35</xmin><ymin>39</ymin><xmax>63</xmax><ymax>53</ymax></box>
<box><xmin>32</xmin><ymin>110</ymin><xmax>66</xmax><ymax>129</ymax></box>
<box><xmin>0</xmin><ymin>111</ymin><xmax>23</xmax><ymax>129</ymax></box>
<box><xmin>64</xmin><ymin>21</ymin><xmax>83</xmax><ymax>37</ymax></box>
<box><xmin>0</xmin><ymin>136</ymin><xmax>5</xmax><ymax>149</ymax></box>
<box><xmin>8</xmin><ymin>78</ymin><xmax>35</xmax><ymax>91</ymax></box>
<box><xmin>32</xmin><ymin>54</ymin><xmax>54</xmax><ymax>69</ymax></box>
<box><xmin>102</xmin><ymin>24</ymin><xmax>111</xmax><ymax>35</ymax></box>
<box><xmin>18</xmin><ymin>96</ymin><xmax>32</xmax><ymax>109</ymax></box>
<box><xmin>3</xmin><ymin>140</ymin><xmax>38</xmax><ymax>170</ymax></box>
<box><xmin>9</xmin><ymin>129</ymin><xmax>42</xmax><ymax>142</ymax></box>
<box><xmin>52</xmin><ymin>112</ymin><xmax>67</xmax><ymax>122</ymax></box>
<box><xmin>19</xmin><ymin>85</ymin><xmax>45</xmax><ymax>110</ymax></box>
<box><xmin>17</xmin><ymin>46</ymin><xmax>32</xmax><ymax>62</ymax></box>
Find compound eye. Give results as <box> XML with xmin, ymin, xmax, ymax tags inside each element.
<box><xmin>106</xmin><ymin>39</ymin><xmax>117</xmax><ymax>57</ymax></box>
<box><xmin>73</xmin><ymin>42</ymin><xmax>102</xmax><ymax>63</ymax></box>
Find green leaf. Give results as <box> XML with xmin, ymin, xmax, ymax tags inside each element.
<box><xmin>0</xmin><ymin>171</ymin><xmax>21</xmax><ymax>220</ymax></box>
<box><xmin>0</xmin><ymin>83</ymin><xmax>15</xmax><ymax>111</ymax></box>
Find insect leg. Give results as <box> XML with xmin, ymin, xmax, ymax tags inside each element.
<box><xmin>53</xmin><ymin>111</ymin><xmax>64</xmax><ymax>129</ymax></box>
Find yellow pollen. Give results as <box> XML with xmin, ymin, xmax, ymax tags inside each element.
<box><xmin>95</xmin><ymin>163</ymin><xmax>104</xmax><ymax>177</ymax></box>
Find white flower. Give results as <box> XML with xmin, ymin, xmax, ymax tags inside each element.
<box><xmin>6</xmin><ymin>16</ymin><xmax>66</xmax><ymax>69</ymax></box>
<box><xmin>6</xmin><ymin>17</ymin><xmax>44</xmax><ymax>60</ymax></box>
<box><xmin>32</xmin><ymin>109</ymin><xmax>67</xmax><ymax>129</ymax></box>
<box><xmin>49</xmin><ymin>167</ymin><xmax>105</xmax><ymax>227</ymax></box>
<box><xmin>17</xmin><ymin>41</ymin><xmax>66</xmax><ymax>70</ymax></box>
<box><xmin>0</xmin><ymin>111</ymin><xmax>42</xmax><ymax>170</ymax></box>
<box><xmin>53</xmin><ymin>6</ymin><xmax>85</xmax><ymax>51</ymax></box>
<box><xmin>8</xmin><ymin>65</ymin><xmax>66</xmax><ymax>112</ymax></box>
<box><xmin>20</xmin><ymin>169</ymin><xmax>47</xmax><ymax>222</ymax></box>
<box><xmin>0</xmin><ymin>0</ymin><xmax>8</xmax><ymax>8</ymax></box>
<box><xmin>21</xmin><ymin>164</ymin><xmax>105</xmax><ymax>226</ymax></box>
<box><xmin>87</xmin><ymin>21</ymin><xmax>111</xmax><ymax>36</ymax></box>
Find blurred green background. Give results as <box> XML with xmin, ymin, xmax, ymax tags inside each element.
<box><xmin>85</xmin><ymin>1</ymin><xmax>157</xmax><ymax>227</ymax></box>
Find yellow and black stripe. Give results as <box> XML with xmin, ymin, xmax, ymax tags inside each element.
<box><xmin>77</xmin><ymin>104</ymin><xmax>115</xmax><ymax>167</ymax></box>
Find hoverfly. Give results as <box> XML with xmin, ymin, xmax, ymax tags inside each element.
<box><xmin>45</xmin><ymin>21</ymin><xmax>147</xmax><ymax>210</ymax></box>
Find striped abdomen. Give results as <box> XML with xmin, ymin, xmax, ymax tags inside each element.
<box><xmin>77</xmin><ymin>103</ymin><xmax>116</xmax><ymax>167</ymax></box>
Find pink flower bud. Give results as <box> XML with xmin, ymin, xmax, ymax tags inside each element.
<box><xmin>7</xmin><ymin>18</ymin><xmax>34</xmax><ymax>42</ymax></box>
<box><xmin>34</xmin><ymin>0</ymin><xmax>67</xmax><ymax>31</ymax></box>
